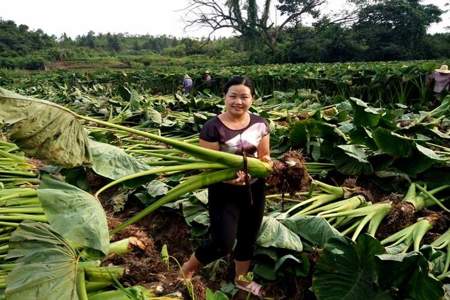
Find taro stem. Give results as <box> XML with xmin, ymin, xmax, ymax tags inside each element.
<box><xmin>111</xmin><ymin>168</ymin><xmax>237</xmax><ymax>234</ymax></box>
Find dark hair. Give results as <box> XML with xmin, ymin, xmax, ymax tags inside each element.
<box><xmin>223</xmin><ymin>76</ymin><xmax>255</xmax><ymax>96</ymax></box>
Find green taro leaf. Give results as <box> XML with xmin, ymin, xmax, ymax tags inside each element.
<box><xmin>146</xmin><ymin>179</ymin><xmax>170</xmax><ymax>198</ymax></box>
<box><xmin>205</xmin><ymin>288</ymin><xmax>230</xmax><ymax>300</ymax></box>
<box><xmin>373</xmin><ymin>128</ymin><xmax>413</xmax><ymax>157</ymax></box>
<box><xmin>257</xmin><ymin>217</ymin><xmax>302</xmax><ymax>252</ymax></box>
<box><xmin>334</xmin><ymin>145</ymin><xmax>374</xmax><ymax>175</ymax></box>
<box><xmin>283</xmin><ymin>216</ymin><xmax>341</xmax><ymax>247</ymax></box>
<box><xmin>6</xmin><ymin>221</ymin><xmax>80</xmax><ymax>300</ymax></box>
<box><xmin>313</xmin><ymin>234</ymin><xmax>386</xmax><ymax>300</ymax></box>
<box><xmin>253</xmin><ymin>262</ymin><xmax>277</xmax><ymax>281</ymax></box>
<box><xmin>0</xmin><ymin>87</ymin><xmax>91</xmax><ymax>167</ymax></box>
<box><xmin>376</xmin><ymin>252</ymin><xmax>444</xmax><ymax>300</ymax></box>
<box><xmin>89</xmin><ymin>140</ymin><xmax>151</xmax><ymax>180</ymax></box>
<box><xmin>38</xmin><ymin>175</ymin><xmax>109</xmax><ymax>256</ymax></box>
<box><xmin>350</xmin><ymin>97</ymin><xmax>384</xmax><ymax>128</ymax></box>
<box><xmin>415</xmin><ymin>144</ymin><xmax>444</xmax><ymax>161</ymax></box>
<box><xmin>146</xmin><ymin>107</ymin><xmax>162</xmax><ymax>125</ymax></box>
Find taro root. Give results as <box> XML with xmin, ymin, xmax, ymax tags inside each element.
<box><xmin>266</xmin><ymin>151</ymin><xmax>311</xmax><ymax>195</ymax></box>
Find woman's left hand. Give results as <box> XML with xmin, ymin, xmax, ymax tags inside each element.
<box><xmin>225</xmin><ymin>170</ymin><xmax>250</xmax><ymax>185</ymax></box>
<box><xmin>260</xmin><ymin>155</ymin><xmax>273</xmax><ymax>168</ymax></box>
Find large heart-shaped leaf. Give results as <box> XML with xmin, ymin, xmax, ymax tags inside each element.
<box><xmin>6</xmin><ymin>221</ymin><xmax>80</xmax><ymax>300</ymax></box>
<box><xmin>283</xmin><ymin>216</ymin><xmax>341</xmax><ymax>247</ymax></box>
<box><xmin>350</xmin><ymin>97</ymin><xmax>384</xmax><ymax>128</ymax></box>
<box><xmin>38</xmin><ymin>175</ymin><xmax>109</xmax><ymax>256</ymax></box>
<box><xmin>0</xmin><ymin>87</ymin><xmax>91</xmax><ymax>167</ymax></box>
<box><xmin>257</xmin><ymin>217</ymin><xmax>302</xmax><ymax>252</ymax></box>
<box><xmin>334</xmin><ymin>144</ymin><xmax>374</xmax><ymax>175</ymax></box>
<box><xmin>313</xmin><ymin>235</ymin><xmax>386</xmax><ymax>300</ymax></box>
<box><xmin>89</xmin><ymin>140</ymin><xmax>151</xmax><ymax>180</ymax></box>
<box><xmin>373</xmin><ymin>128</ymin><xmax>413</xmax><ymax>157</ymax></box>
<box><xmin>377</xmin><ymin>252</ymin><xmax>443</xmax><ymax>300</ymax></box>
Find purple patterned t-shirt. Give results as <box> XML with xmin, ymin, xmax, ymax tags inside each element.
<box><xmin>200</xmin><ymin>114</ymin><xmax>270</xmax><ymax>157</ymax></box>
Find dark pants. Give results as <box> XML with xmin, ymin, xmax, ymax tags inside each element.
<box><xmin>195</xmin><ymin>179</ymin><xmax>265</xmax><ymax>263</ymax></box>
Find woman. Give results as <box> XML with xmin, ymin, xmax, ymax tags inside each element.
<box><xmin>181</xmin><ymin>76</ymin><xmax>271</xmax><ymax>297</ymax></box>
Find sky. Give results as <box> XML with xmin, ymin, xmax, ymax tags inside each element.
<box><xmin>0</xmin><ymin>0</ymin><xmax>449</xmax><ymax>39</ymax></box>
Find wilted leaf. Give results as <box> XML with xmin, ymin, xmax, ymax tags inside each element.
<box><xmin>38</xmin><ymin>175</ymin><xmax>109</xmax><ymax>256</ymax></box>
<box><xmin>0</xmin><ymin>87</ymin><xmax>91</xmax><ymax>167</ymax></box>
<box><xmin>6</xmin><ymin>222</ymin><xmax>80</xmax><ymax>300</ymax></box>
<box><xmin>89</xmin><ymin>140</ymin><xmax>151</xmax><ymax>180</ymax></box>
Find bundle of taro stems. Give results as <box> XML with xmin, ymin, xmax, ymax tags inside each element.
<box><xmin>277</xmin><ymin>179</ymin><xmax>450</xmax><ymax>279</ymax></box>
<box><xmin>0</xmin><ymin>139</ymin><xmax>164</xmax><ymax>297</ymax></box>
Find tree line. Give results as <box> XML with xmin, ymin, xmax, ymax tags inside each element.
<box><xmin>0</xmin><ymin>0</ymin><xmax>449</xmax><ymax>70</ymax></box>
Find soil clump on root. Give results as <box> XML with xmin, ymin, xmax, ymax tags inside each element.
<box><xmin>267</xmin><ymin>151</ymin><xmax>311</xmax><ymax>195</ymax></box>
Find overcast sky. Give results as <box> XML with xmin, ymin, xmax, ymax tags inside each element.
<box><xmin>0</xmin><ymin>0</ymin><xmax>448</xmax><ymax>39</ymax></box>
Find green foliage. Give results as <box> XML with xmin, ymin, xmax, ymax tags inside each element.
<box><xmin>352</xmin><ymin>0</ymin><xmax>443</xmax><ymax>61</ymax></box>
<box><xmin>0</xmin><ymin>88</ymin><xmax>92</xmax><ymax>168</ymax></box>
<box><xmin>313</xmin><ymin>234</ymin><xmax>444</xmax><ymax>300</ymax></box>
<box><xmin>89</xmin><ymin>140</ymin><xmax>151</xmax><ymax>180</ymax></box>
<box><xmin>1</xmin><ymin>0</ymin><xmax>448</xmax><ymax>69</ymax></box>
<box><xmin>38</xmin><ymin>175</ymin><xmax>110</xmax><ymax>256</ymax></box>
<box><xmin>5</xmin><ymin>222</ymin><xmax>81</xmax><ymax>300</ymax></box>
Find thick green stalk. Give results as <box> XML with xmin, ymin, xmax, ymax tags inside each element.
<box><xmin>76</xmin><ymin>268</ymin><xmax>89</xmax><ymax>300</ymax></box>
<box><xmin>408</xmin><ymin>185</ymin><xmax>449</xmax><ymax>210</ymax></box>
<box><xmin>381</xmin><ymin>219</ymin><xmax>433</xmax><ymax>252</ymax></box>
<box><xmin>294</xmin><ymin>195</ymin><xmax>365</xmax><ymax>217</ymax></box>
<box><xmin>77</xmin><ymin>115</ymin><xmax>271</xmax><ymax>177</ymax></box>
<box><xmin>83</xmin><ymin>266</ymin><xmax>124</xmax><ymax>282</ymax></box>
<box><xmin>108</xmin><ymin>238</ymin><xmax>135</xmax><ymax>256</ymax></box>
<box><xmin>111</xmin><ymin>168</ymin><xmax>236</xmax><ymax>234</ymax></box>
<box><xmin>281</xmin><ymin>193</ymin><xmax>341</xmax><ymax>218</ymax></box>
<box><xmin>85</xmin><ymin>281</ymin><xmax>112</xmax><ymax>292</ymax></box>
<box><xmin>431</xmin><ymin>229</ymin><xmax>450</xmax><ymax>249</ymax></box>
<box><xmin>415</xmin><ymin>185</ymin><xmax>449</xmax><ymax>213</ymax></box>
<box><xmin>312</xmin><ymin>180</ymin><xmax>345</xmax><ymax>196</ymax></box>
<box><xmin>0</xmin><ymin>214</ymin><xmax>47</xmax><ymax>222</ymax></box>
<box><xmin>95</xmin><ymin>162</ymin><xmax>227</xmax><ymax>198</ymax></box>
<box><xmin>350</xmin><ymin>204</ymin><xmax>392</xmax><ymax>241</ymax></box>
<box><xmin>0</xmin><ymin>207</ymin><xmax>43</xmax><ymax>214</ymax></box>
<box><xmin>3</xmin><ymin>97</ymin><xmax>272</xmax><ymax>177</ymax></box>
<box><xmin>127</xmin><ymin>152</ymin><xmax>202</xmax><ymax>164</ymax></box>
<box><xmin>0</xmin><ymin>189</ymin><xmax>37</xmax><ymax>201</ymax></box>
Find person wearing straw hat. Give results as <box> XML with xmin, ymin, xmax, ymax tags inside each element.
<box><xmin>182</xmin><ymin>74</ymin><xmax>193</xmax><ymax>95</ymax></box>
<box><xmin>427</xmin><ymin>64</ymin><xmax>450</xmax><ymax>102</ymax></box>
<box><xmin>202</xmin><ymin>70</ymin><xmax>213</xmax><ymax>90</ymax></box>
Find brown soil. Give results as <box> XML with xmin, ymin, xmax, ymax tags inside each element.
<box><xmin>376</xmin><ymin>201</ymin><xmax>416</xmax><ymax>240</ymax></box>
<box><xmin>103</xmin><ymin>206</ymin><xmax>205</xmax><ymax>299</ymax></box>
<box><xmin>341</xmin><ymin>178</ymin><xmax>375</xmax><ymax>202</ymax></box>
<box><xmin>418</xmin><ymin>210</ymin><xmax>450</xmax><ymax>244</ymax></box>
<box><xmin>266</xmin><ymin>151</ymin><xmax>311</xmax><ymax>195</ymax></box>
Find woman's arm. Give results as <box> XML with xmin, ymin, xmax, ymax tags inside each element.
<box><xmin>257</xmin><ymin>134</ymin><xmax>271</xmax><ymax>164</ymax></box>
<box><xmin>199</xmin><ymin>138</ymin><xmax>220</xmax><ymax>151</ymax></box>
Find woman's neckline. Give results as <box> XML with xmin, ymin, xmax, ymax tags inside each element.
<box><xmin>217</xmin><ymin>113</ymin><xmax>252</xmax><ymax>131</ymax></box>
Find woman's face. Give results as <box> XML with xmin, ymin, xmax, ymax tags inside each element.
<box><xmin>224</xmin><ymin>84</ymin><xmax>253</xmax><ymax>117</ymax></box>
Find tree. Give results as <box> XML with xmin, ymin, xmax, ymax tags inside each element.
<box><xmin>106</xmin><ymin>33</ymin><xmax>122</xmax><ymax>52</ymax></box>
<box><xmin>184</xmin><ymin>0</ymin><xmax>327</xmax><ymax>53</ymax></box>
<box><xmin>77</xmin><ymin>30</ymin><xmax>96</xmax><ymax>49</ymax></box>
<box><xmin>352</xmin><ymin>0</ymin><xmax>443</xmax><ymax>60</ymax></box>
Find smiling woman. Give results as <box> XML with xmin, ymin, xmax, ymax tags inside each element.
<box><xmin>180</xmin><ymin>76</ymin><xmax>271</xmax><ymax>297</ymax></box>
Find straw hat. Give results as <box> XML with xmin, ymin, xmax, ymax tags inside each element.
<box><xmin>435</xmin><ymin>65</ymin><xmax>450</xmax><ymax>74</ymax></box>
<box><xmin>205</xmin><ymin>70</ymin><xmax>210</xmax><ymax>74</ymax></box>
<box><xmin>184</xmin><ymin>74</ymin><xmax>191</xmax><ymax>79</ymax></box>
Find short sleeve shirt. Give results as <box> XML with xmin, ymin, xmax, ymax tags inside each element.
<box><xmin>200</xmin><ymin>114</ymin><xmax>270</xmax><ymax>157</ymax></box>
<box><xmin>431</xmin><ymin>71</ymin><xmax>450</xmax><ymax>93</ymax></box>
